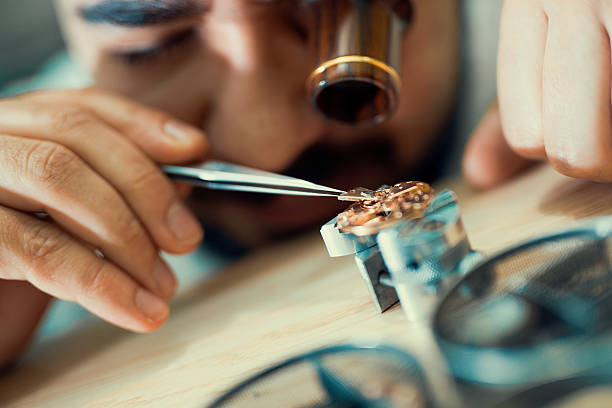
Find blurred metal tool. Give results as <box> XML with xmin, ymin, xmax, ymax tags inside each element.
<box><xmin>162</xmin><ymin>160</ymin><xmax>371</xmax><ymax>201</ymax></box>
<box><xmin>434</xmin><ymin>217</ymin><xmax>612</xmax><ymax>385</ymax></box>
<box><xmin>207</xmin><ymin>344</ymin><xmax>434</xmax><ymax>408</ymax></box>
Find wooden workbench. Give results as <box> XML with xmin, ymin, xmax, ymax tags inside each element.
<box><xmin>1</xmin><ymin>166</ymin><xmax>612</xmax><ymax>407</ymax></box>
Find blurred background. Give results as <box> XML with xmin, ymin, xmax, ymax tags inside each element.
<box><xmin>0</xmin><ymin>0</ymin><xmax>64</xmax><ymax>88</ymax></box>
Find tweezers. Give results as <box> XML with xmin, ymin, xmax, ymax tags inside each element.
<box><xmin>162</xmin><ymin>161</ymin><xmax>374</xmax><ymax>202</ymax></box>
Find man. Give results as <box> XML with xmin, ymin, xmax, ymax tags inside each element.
<box><xmin>0</xmin><ymin>0</ymin><xmax>609</xmax><ymax>369</ymax></box>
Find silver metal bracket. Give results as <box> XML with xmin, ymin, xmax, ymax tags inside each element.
<box><xmin>355</xmin><ymin>246</ymin><xmax>399</xmax><ymax>313</ymax></box>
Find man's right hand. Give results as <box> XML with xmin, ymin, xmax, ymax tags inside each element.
<box><xmin>0</xmin><ymin>88</ymin><xmax>206</xmax><ymax>335</ymax></box>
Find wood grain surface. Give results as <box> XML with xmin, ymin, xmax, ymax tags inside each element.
<box><xmin>1</xmin><ymin>165</ymin><xmax>612</xmax><ymax>407</ymax></box>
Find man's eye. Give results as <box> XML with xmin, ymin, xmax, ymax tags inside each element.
<box><xmin>112</xmin><ymin>28</ymin><xmax>198</xmax><ymax>65</ymax></box>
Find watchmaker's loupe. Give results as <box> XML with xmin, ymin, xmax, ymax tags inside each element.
<box><xmin>302</xmin><ymin>0</ymin><xmax>412</xmax><ymax>126</ymax></box>
<box><xmin>321</xmin><ymin>190</ymin><xmax>612</xmax><ymax>386</ymax></box>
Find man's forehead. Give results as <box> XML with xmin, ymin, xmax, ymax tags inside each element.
<box><xmin>77</xmin><ymin>0</ymin><xmax>209</xmax><ymax>27</ymax></box>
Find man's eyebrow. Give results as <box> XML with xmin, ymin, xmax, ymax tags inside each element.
<box><xmin>78</xmin><ymin>0</ymin><xmax>207</xmax><ymax>27</ymax></box>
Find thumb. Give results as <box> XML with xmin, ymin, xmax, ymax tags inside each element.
<box><xmin>462</xmin><ymin>101</ymin><xmax>538</xmax><ymax>190</ymax></box>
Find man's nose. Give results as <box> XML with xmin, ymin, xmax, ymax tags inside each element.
<box><xmin>203</xmin><ymin>12</ymin><xmax>325</xmax><ymax>172</ymax></box>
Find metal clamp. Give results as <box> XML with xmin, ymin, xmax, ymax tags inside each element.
<box><xmin>321</xmin><ymin>190</ymin><xmax>475</xmax><ymax>320</ymax></box>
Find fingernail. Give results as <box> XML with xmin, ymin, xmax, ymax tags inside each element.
<box><xmin>153</xmin><ymin>258</ymin><xmax>177</xmax><ymax>298</ymax></box>
<box><xmin>167</xmin><ymin>201</ymin><xmax>203</xmax><ymax>245</ymax></box>
<box><xmin>164</xmin><ymin>121</ymin><xmax>197</xmax><ymax>142</ymax></box>
<box><xmin>135</xmin><ymin>288</ymin><xmax>169</xmax><ymax>322</ymax></box>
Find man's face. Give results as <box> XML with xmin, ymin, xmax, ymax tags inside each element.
<box><xmin>55</xmin><ymin>0</ymin><xmax>459</xmax><ymax>246</ymax></box>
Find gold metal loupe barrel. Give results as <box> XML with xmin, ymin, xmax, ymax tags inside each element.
<box><xmin>304</xmin><ymin>0</ymin><xmax>411</xmax><ymax>126</ymax></box>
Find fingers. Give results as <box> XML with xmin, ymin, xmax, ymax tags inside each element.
<box><xmin>0</xmin><ymin>88</ymin><xmax>206</xmax><ymax>334</ymax></box>
<box><xmin>463</xmin><ymin>102</ymin><xmax>538</xmax><ymax>190</ymax></box>
<box><xmin>0</xmin><ymin>135</ymin><xmax>176</xmax><ymax>300</ymax></box>
<box><xmin>0</xmin><ymin>99</ymin><xmax>203</xmax><ymax>254</ymax></box>
<box><xmin>0</xmin><ymin>205</ymin><xmax>169</xmax><ymax>333</ymax></box>
<box><xmin>499</xmin><ymin>2</ymin><xmax>612</xmax><ymax>181</ymax></box>
<box><xmin>21</xmin><ymin>88</ymin><xmax>208</xmax><ymax>163</ymax></box>
<box><xmin>497</xmin><ymin>0</ymin><xmax>548</xmax><ymax>158</ymax></box>
<box><xmin>541</xmin><ymin>4</ymin><xmax>612</xmax><ymax>180</ymax></box>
